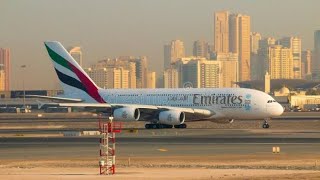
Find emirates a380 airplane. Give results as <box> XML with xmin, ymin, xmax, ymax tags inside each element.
<box><xmin>35</xmin><ymin>41</ymin><xmax>283</xmax><ymax>129</ymax></box>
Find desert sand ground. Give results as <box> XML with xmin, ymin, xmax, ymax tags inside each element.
<box><xmin>1</xmin><ymin>155</ymin><xmax>320</xmax><ymax>180</ymax></box>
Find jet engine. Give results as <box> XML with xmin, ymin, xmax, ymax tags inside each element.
<box><xmin>113</xmin><ymin>107</ymin><xmax>140</xmax><ymax>121</ymax></box>
<box><xmin>158</xmin><ymin>110</ymin><xmax>185</xmax><ymax>125</ymax></box>
<box><xmin>212</xmin><ymin>119</ymin><xmax>234</xmax><ymax>124</ymax></box>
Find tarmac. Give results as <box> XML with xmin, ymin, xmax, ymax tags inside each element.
<box><xmin>1</xmin><ymin>128</ymin><xmax>320</xmax><ymax>160</ymax></box>
<box><xmin>0</xmin><ymin>112</ymin><xmax>320</xmax><ymax>179</ymax></box>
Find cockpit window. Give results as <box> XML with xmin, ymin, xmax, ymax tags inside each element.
<box><xmin>267</xmin><ymin>100</ymin><xmax>277</xmax><ymax>103</ymax></box>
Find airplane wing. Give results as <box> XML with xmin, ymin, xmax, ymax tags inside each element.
<box><xmin>24</xmin><ymin>95</ymin><xmax>83</xmax><ymax>102</ymax></box>
<box><xmin>52</xmin><ymin>102</ymin><xmax>214</xmax><ymax>120</ymax></box>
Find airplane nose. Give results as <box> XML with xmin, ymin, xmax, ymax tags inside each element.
<box><xmin>274</xmin><ymin>103</ymin><xmax>284</xmax><ymax>116</ymax></box>
<box><xmin>268</xmin><ymin>103</ymin><xmax>284</xmax><ymax>117</ymax></box>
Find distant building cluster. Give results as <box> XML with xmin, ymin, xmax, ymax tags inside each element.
<box><xmin>163</xmin><ymin>54</ymin><xmax>238</xmax><ymax>88</ymax></box>
<box><xmin>163</xmin><ymin>10</ymin><xmax>248</xmax><ymax>88</ymax></box>
<box><xmin>85</xmin><ymin>56</ymin><xmax>156</xmax><ymax>89</ymax></box>
<box><xmin>253</xmin><ymin>37</ymin><xmax>303</xmax><ymax>80</ymax></box>
<box><xmin>162</xmin><ymin>10</ymin><xmax>320</xmax><ymax>90</ymax></box>
<box><xmin>4</xmin><ymin>10</ymin><xmax>320</xmax><ymax>92</ymax></box>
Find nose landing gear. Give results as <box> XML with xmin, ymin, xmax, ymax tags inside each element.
<box><xmin>262</xmin><ymin>118</ymin><xmax>270</xmax><ymax>129</ymax></box>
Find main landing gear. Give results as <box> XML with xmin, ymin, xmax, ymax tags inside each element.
<box><xmin>145</xmin><ymin>123</ymin><xmax>187</xmax><ymax>129</ymax></box>
<box><xmin>262</xmin><ymin>118</ymin><xmax>270</xmax><ymax>129</ymax></box>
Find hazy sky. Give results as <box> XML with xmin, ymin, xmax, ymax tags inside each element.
<box><xmin>1</xmin><ymin>0</ymin><xmax>320</xmax><ymax>90</ymax></box>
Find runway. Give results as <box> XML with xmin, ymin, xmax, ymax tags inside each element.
<box><xmin>1</xmin><ymin>136</ymin><xmax>320</xmax><ymax>144</ymax></box>
<box><xmin>1</xmin><ymin>112</ymin><xmax>320</xmax><ymax>162</ymax></box>
<box><xmin>1</xmin><ymin>130</ymin><xmax>320</xmax><ymax>160</ymax></box>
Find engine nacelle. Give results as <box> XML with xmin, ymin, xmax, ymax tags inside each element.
<box><xmin>113</xmin><ymin>107</ymin><xmax>140</xmax><ymax>121</ymax></box>
<box><xmin>159</xmin><ymin>110</ymin><xmax>185</xmax><ymax>125</ymax></box>
<box><xmin>212</xmin><ymin>119</ymin><xmax>234</xmax><ymax>124</ymax></box>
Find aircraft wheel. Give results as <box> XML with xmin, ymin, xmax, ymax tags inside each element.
<box><xmin>166</xmin><ymin>125</ymin><xmax>173</xmax><ymax>128</ymax></box>
<box><xmin>262</xmin><ymin>123</ymin><xmax>270</xmax><ymax>129</ymax></box>
<box><xmin>174</xmin><ymin>124</ymin><xmax>187</xmax><ymax>129</ymax></box>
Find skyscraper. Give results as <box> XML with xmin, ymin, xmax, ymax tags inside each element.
<box><xmin>280</xmin><ymin>37</ymin><xmax>302</xmax><ymax>79</ymax></box>
<box><xmin>215</xmin><ymin>53</ymin><xmax>239</xmax><ymax>88</ymax></box>
<box><xmin>214</xmin><ymin>11</ymin><xmax>229</xmax><ymax>53</ymax></box>
<box><xmin>268</xmin><ymin>45</ymin><xmax>294</xmax><ymax>79</ymax></box>
<box><xmin>0</xmin><ymin>69</ymin><xmax>4</xmax><ymax>91</ymax></box>
<box><xmin>68</xmin><ymin>47</ymin><xmax>82</xmax><ymax>67</ymax></box>
<box><xmin>250</xmin><ymin>32</ymin><xmax>262</xmax><ymax>54</ymax></box>
<box><xmin>229</xmin><ymin>14</ymin><xmax>239</xmax><ymax>54</ymax></box>
<box><xmin>176</xmin><ymin>58</ymin><xmax>221</xmax><ymax>88</ymax></box>
<box><xmin>302</xmin><ymin>50</ymin><xmax>312</xmax><ymax>79</ymax></box>
<box><xmin>200</xmin><ymin>60</ymin><xmax>221</xmax><ymax>88</ymax></box>
<box><xmin>164</xmin><ymin>40</ymin><xmax>185</xmax><ymax>69</ymax></box>
<box><xmin>86</xmin><ymin>57</ymin><xmax>138</xmax><ymax>89</ymax></box>
<box><xmin>132</xmin><ymin>56</ymin><xmax>148</xmax><ymax>88</ymax></box>
<box><xmin>250</xmin><ymin>32</ymin><xmax>262</xmax><ymax>80</ymax></box>
<box><xmin>163</xmin><ymin>68</ymin><xmax>179</xmax><ymax>88</ymax></box>
<box><xmin>147</xmin><ymin>72</ymin><xmax>156</xmax><ymax>89</ymax></box>
<box><xmin>229</xmin><ymin>14</ymin><xmax>251</xmax><ymax>81</ymax></box>
<box><xmin>0</xmin><ymin>48</ymin><xmax>10</xmax><ymax>91</ymax></box>
<box><xmin>193</xmin><ymin>40</ymin><xmax>209</xmax><ymax>58</ymax></box>
<box><xmin>257</xmin><ymin>37</ymin><xmax>276</xmax><ymax>80</ymax></box>
<box><xmin>313</xmin><ymin>30</ymin><xmax>320</xmax><ymax>79</ymax></box>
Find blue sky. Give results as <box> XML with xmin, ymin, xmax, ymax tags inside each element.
<box><xmin>1</xmin><ymin>0</ymin><xmax>319</xmax><ymax>89</ymax></box>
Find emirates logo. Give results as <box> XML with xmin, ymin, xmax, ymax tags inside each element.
<box><xmin>183</xmin><ymin>82</ymin><xmax>193</xmax><ymax>88</ymax></box>
<box><xmin>167</xmin><ymin>114</ymin><xmax>173</xmax><ymax>122</ymax></box>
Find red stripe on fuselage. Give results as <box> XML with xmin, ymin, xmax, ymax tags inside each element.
<box><xmin>68</xmin><ymin>62</ymin><xmax>106</xmax><ymax>103</ymax></box>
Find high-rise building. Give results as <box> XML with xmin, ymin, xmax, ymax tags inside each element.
<box><xmin>132</xmin><ymin>56</ymin><xmax>148</xmax><ymax>88</ymax></box>
<box><xmin>280</xmin><ymin>37</ymin><xmax>302</xmax><ymax>79</ymax></box>
<box><xmin>113</xmin><ymin>67</ymin><xmax>129</xmax><ymax>89</ymax></box>
<box><xmin>229</xmin><ymin>14</ymin><xmax>251</xmax><ymax>81</ymax></box>
<box><xmin>214</xmin><ymin>11</ymin><xmax>229</xmax><ymax>53</ymax></box>
<box><xmin>229</xmin><ymin>14</ymin><xmax>239</xmax><ymax>54</ymax></box>
<box><xmin>256</xmin><ymin>37</ymin><xmax>276</xmax><ymax>80</ymax></box>
<box><xmin>164</xmin><ymin>40</ymin><xmax>185</xmax><ymax>69</ymax></box>
<box><xmin>302</xmin><ymin>50</ymin><xmax>312</xmax><ymax>79</ymax></box>
<box><xmin>268</xmin><ymin>45</ymin><xmax>294</xmax><ymax>79</ymax></box>
<box><xmin>200</xmin><ymin>61</ymin><xmax>221</xmax><ymax>88</ymax></box>
<box><xmin>0</xmin><ymin>48</ymin><xmax>10</xmax><ymax>91</ymax></box>
<box><xmin>147</xmin><ymin>71</ymin><xmax>156</xmax><ymax>89</ymax></box>
<box><xmin>115</xmin><ymin>56</ymin><xmax>148</xmax><ymax>88</ymax></box>
<box><xmin>193</xmin><ymin>40</ymin><xmax>209</xmax><ymax>58</ymax></box>
<box><xmin>215</xmin><ymin>53</ymin><xmax>239</xmax><ymax>87</ymax></box>
<box><xmin>177</xmin><ymin>57</ymin><xmax>221</xmax><ymax>88</ymax></box>
<box><xmin>86</xmin><ymin>57</ymin><xmax>139</xmax><ymax>89</ymax></box>
<box><xmin>0</xmin><ymin>69</ymin><xmax>4</xmax><ymax>91</ymax></box>
<box><xmin>163</xmin><ymin>68</ymin><xmax>179</xmax><ymax>88</ymax></box>
<box><xmin>301</xmin><ymin>61</ymin><xmax>306</xmax><ymax>79</ymax></box>
<box><xmin>250</xmin><ymin>32</ymin><xmax>262</xmax><ymax>54</ymax></box>
<box><xmin>68</xmin><ymin>47</ymin><xmax>82</xmax><ymax>67</ymax></box>
<box><xmin>313</xmin><ymin>30</ymin><xmax>320</xmax><ymax>80</ymax></box>
<box><xmin>250</xmin><ymin>33</ymin><xmax>262</xmax><ymax>80</ymax></box>
<box><xmin>86</xmin><ymin>68</ymin><xmax>110</xmax><ymax>89</ymax></box>
<box><xmin>86</xmin><ymin>67</ymin><xmax>130</xmax><ymax>89</ymax></box>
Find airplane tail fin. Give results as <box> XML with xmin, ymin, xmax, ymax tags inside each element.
<box><xmin>44</xmin><ymin>41</ymin><xmax>106</xmax><ymax>103</ymax></box>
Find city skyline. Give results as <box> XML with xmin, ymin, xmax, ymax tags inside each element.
<box><xmin>1</xmin><ymin>0</ymin><xmax>320</xmax><ymax>89</ymax></box>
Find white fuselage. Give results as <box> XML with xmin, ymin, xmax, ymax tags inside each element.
<box><xmin>74</xmin><ymin>88</ymin><xmax>283</xmax><ymax>120</ymax></box>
